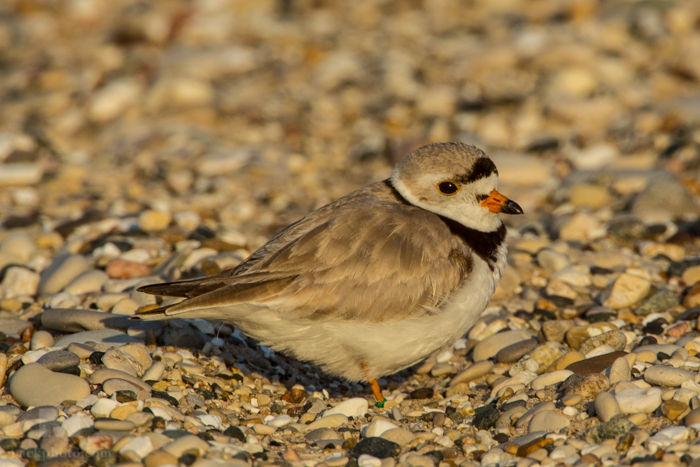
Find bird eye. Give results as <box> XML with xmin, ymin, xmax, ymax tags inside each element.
<box><xmin>437</xmin><ymin>180</ymin><xmax>460</xmax><ymax>195</ymax></box>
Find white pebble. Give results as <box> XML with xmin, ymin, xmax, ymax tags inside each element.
<box><xmin>615</xmin><ymin>387</ymin><xmax>663</xmax><ymax>414</ymax></box>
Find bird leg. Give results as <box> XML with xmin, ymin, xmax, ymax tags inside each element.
<box><xmin>369</xmin><ymin>378</ymin><xmax>385</xmax><ymax>408</ymax></box>
<box><xmin>361</xmin><ymin>362</ymin><xmax>385</xmax><ymax>407</ymax></box>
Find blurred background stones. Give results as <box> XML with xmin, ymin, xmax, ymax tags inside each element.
<box><xmin>1</xmin><ymin>1</ymin><xmax>700</xmax><ymax>466</ymax></box>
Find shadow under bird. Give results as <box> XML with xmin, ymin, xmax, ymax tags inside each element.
<box><xmin>134</xmin><ymin>142</ymin><xmax>523</xmax><ymax>406</ymax></box>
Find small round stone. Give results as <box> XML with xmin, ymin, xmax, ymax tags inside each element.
<box><xmin>30</xmin><ymin>330</ymin><xmax>54</xmax><ymax>350</ymax></box>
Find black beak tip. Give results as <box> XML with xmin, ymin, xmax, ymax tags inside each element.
<box><xmin>502</xmin><ymin>200</ymin><xmax>523</xmax><ymax>215</ymax></box>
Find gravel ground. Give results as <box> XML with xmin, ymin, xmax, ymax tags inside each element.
<box><xmin>2</xmin><ymin>1</ymin><xmax>700</xmax><ymax>466</ymax></box>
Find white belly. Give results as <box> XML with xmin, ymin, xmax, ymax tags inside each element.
<box><xmin>234</xmin><ymin>250</ymin><xmax>506</xmax><ymax>382</ymax></box>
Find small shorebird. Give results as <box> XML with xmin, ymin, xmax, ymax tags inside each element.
<box><xmin>135</xmin><ymin>142</ymin><xmax>522</xmax><ymax>406</ymax></box>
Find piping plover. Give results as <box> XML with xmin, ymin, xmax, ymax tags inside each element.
<box><xmin>135</xmin><ymin>142</ymin><xmax>522</xmax><ymax>405</ymax></box>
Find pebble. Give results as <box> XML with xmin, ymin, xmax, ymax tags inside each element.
<box><xmin>8</xmin><ymin>363</ymin><xmax>90</xmax><ymax>407</ymax></box>
<box><xmin>142</xmin><ymin>361</ymin><xmax>166</xmax><ymax>382</ymax></box>
<box><xmin>91</xmin><ymin>398</ymin><xmax>119</xmax><ymax>418</ymax></box>
<box><xmin>306</xmin><ymin>414</ymin><xmax>349</xmax><ymax>431</ymax></box>
<box><xmin>30</xmin><ymin>330</ymin><xmax>54</xmax><ymax>350</ymax></box>
<box><xmin>324</xmin><ymin>398</ymin><xmax>368</xmax><ymax>418</ymax></box>
<box><xmin>161</xmin><ymin>434</ymin><xmax>210</xmax><ymax>458</ymax></box>
<box><xmin>644</xmin><ymin>365</ymin><xmax>694</xmax><ymax>387</ymax></box>
<box><xmin>352</xmin><ymin>438</ymin><xmax>401</xmax><ymax>459</ymax></box>
<box><xmin>566</xmin><ymin>351</ymin><xmax>628</xmax><ymax>375</ymax></box>
<box><xmin>537</xmin><ymin>249</ymin><xmax>570</xmax><ymax>274</ymax></box>
<box><xmin>94</xmin><ymin>419</ymin><xmax>136</xmax><ymax>431</ymax></box>
<box><xmin>496</xmin><ymin>339</ymin><xmax>538</xmax><ymax>363</ymax></box>
<box><xmin>635</xmin><ymin>288</ymin><xmax>679</xmax><ymax>316</ymax></box>
<box><xmin>119</xmin><ymin>435</ymin><xmax>154</xmax><ymax>459</ymax></box>
<box><xmin>578</xmin><ymin>331</ymin><xmax>627</xmax><ymax>355</ymax></box>
<box><xmin>450</xmin><ymin>360</ymin><xmax>493</xmax><ymax>386</ymax></box>
<box><xmin>365</xmin><ymin>419</ymin><xmax>398</xmax><ymax>438</ymax></box>
<box><xmin>601</xmin><ymin>269</ymin><xmax>651</xmax><ymax>309</ymax></box>
<box><xmin>528</xmin><ymin>410</ymin><xmax>570</xmax><ymax>433</ymax></box>
<box><xmin>685</xmin><ymin>408</ymin><xmax>700</xmax><ymax>426</ymax></box>
<box><xmin>89</xmin><ymin>369</ymin><xmax>151</xmax><ymax>392</ymax></box>
<box><xmin>608</xmin><ymin>355</ymin><xmax>631</xmax><ymax>384</ymax></box>
<box><xmin>16</xmin><ymin>405</ymin><xmax>59</xmax><ymax>423</ymax></box>
<box><xmin>585</xmin><ymin>418</ymin><xmax>637</xmax><ymax>444</ymax></box>
<box><xmin>472</xmin><ymin>330</ymin><xmax>532</xmax><ymax>361</ymax></box>
<box><xmin>36</xmin><ymin>350</ymin><xmax>81</xmax><ymax>371</ymax></box>
<box><xmin>143</xmin><ymin>450</ymin><xmax>178</xmax><ymax>467</ymax></box>
<box><xmin>63</xmin><ymin>269</ymin><xmax>109</xmax><ymax>295</ymax></box>
<box><xmin>531</xmin><ymin>370</ymin><xmax>573</xmax><ymax>390</ymax></box>
<box><xmin>562</xmin><ymin>373</ymin><xmax>610</xmax><ymax>399</ymax></box>
<box><xmin>305</xmin><ymin>428</ymin><xmax>339</xmax><ymax>442</ymax></box>
<box><xmin>616</xmin><ymin>387</ymin><xmax>663</xmax><ymax>414</ymax></box>
<box><xmin>661</xmin><ymin>400</ymin><xmax>689</xmax><ymax>421</ymax></box>
<box><xmin>516</xmin><ymin>402</ymin><xmax>555</xmax><ymax>429</ymax></box>
<box><xmin>594</xmin><ymin>392</ymin><xmax>620</xmax><ymax>422</ymax></box>
<box><xmin>38</xmin><ymin>253</ymin><xmax>91</xmax><ymax>295</ymax></box>
<box><xmin>381</xmin><ymin>428</ymin><xmax>415</xmax><ymax>446</ymax></box>
<box><xmin>541</xmin><ymin>320</ymin><xmax>575</xmax><ymax>343</ymax></box>
<box><xmin>0</xmin><ymin>4</ymin><xmax>699</xmax><ymax>465</ymax></box>
<box><xmin>139</xmin><ymin>210</ymin><xmax>172</xmax><ymax>232</ymax></box>
<box><xmin>2</xmin><ymin>266</ymin><xmax>40</xmax><ymax>298</ymax></box>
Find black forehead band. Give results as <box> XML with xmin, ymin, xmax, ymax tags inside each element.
<box><xmin>455</xmin><ymin>158</ymin><xmax>497</xmax><ymax>184</ymax></box>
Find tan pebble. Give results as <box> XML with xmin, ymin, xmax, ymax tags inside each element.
<box><xmin>636</xmin><ymin>350</ymin><xmax>657</xmax><ymax>363</ymax></box>
<box><xmin>257</xmin><ymin>394</ymin><xmax>271</xmax><ymax>406</ymax></box>
<box><xmin>617</xmin><ymin>310</ymin><xmax>639</xmax><ymax>325</ymax></box>
<box><xmin>300</xmin><ymin>413</ymin><xmax>316</xmax><ymax>424</ymax></box>
<box><xmin>626</xmin><ymin>413</ymin><xmax>647</xmax><ymax>425</ymax></box>
<box><xmin>112</xmin><ymin>298</ymin><xmax>140</xmax><ymax>315</ymax></box>
<box><xmin>449</xmin><ymin>360</ymin><xmax>493</xmax><ymax>386</ymax></box>
<box><xmin>561</xmin><ymin>394</ymin><xmax>582</xmax><ymax>406</ymax></box>
<box><xmin>445</xmin><ymin>383</ymin><xmax>469</xmax><ymax>397</ymax></box>
<box><xmin>144</xmin><ymin>450</ymin><xmax>178</xmax><ymax>467</ymax></box>
<box><xmin>608</xmin><ymin>356</ymin><xmax>631</xmax><ymax>385</ymax></box>
<box><xmin>139</xmin><ymin>210</ymin><xmax>172</xmax><ymax>232</ymax></box>
<box><xmin>548</xmin><ymin>351</ymin><xmax>585</xmax><ymax>372</ymax></box>
<box><xmin>283</xmin><ymin>448</ymin><xmax>301</xmax><ymax>462</ymax></box>
<box><xmin>601</xmin><ymin>268</ymin><xmax>651</xmax><ymax>309</ymax></box>
<box><xmin>682</xmin><ymin>265</ymin><xmax>700</xmax><ymax>286</ymax></box>
<box><xmin>529</xmin><ymin>341</ymin><xmax>567</xmax><ymax>369</ymax></box>
<box><xmin>111</xmin><ymin>405</ymin><xmax>138</xmax><ymax>420</ymax></box>
<box><xmin>252</xmin><ymin>423</ymin><xmax>276</xmax><ymax>435</ymax></box>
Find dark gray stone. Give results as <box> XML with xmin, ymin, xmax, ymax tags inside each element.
<box><xmin>36</xmin><ymin>351</ymin><xmax>81</xmax><ymax>371</ymax></box>
<box><xmin>635</xmin><ymin>288</ymin><xmax>679</xmax><ymax>317</ymax></box>
<box><xmin>352</xmin><ymin>437</ymin><xmax>401</xmax><ymax>459</ymax></box>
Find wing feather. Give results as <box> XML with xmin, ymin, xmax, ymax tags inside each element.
<box><xmin>138</xmin><ymin>185</ymin><xmax>473</xmax><ymax>323</ymax></box>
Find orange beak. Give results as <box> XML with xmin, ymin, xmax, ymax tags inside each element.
<box><xmin>481</xmin><ymin>190</ymin><xmax>523</xmax><ymax>214</ymax></box>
